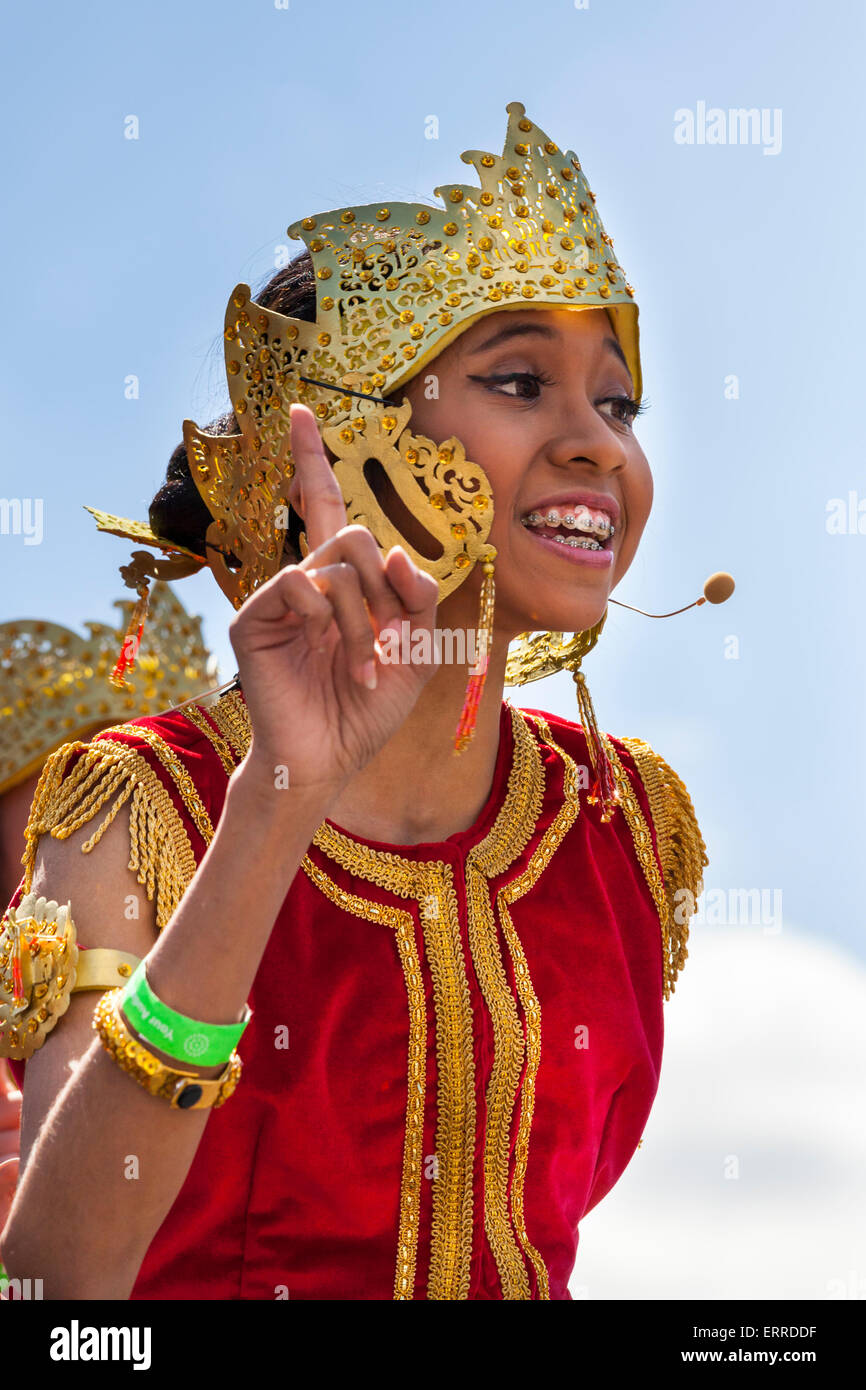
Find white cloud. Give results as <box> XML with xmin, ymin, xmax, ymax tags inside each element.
<box><xmin>569</xmin><ymin>925</ymin><xmax>866</xmax><ymax>1299</ymax></box>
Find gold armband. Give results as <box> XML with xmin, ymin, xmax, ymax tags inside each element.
<box><xmin>0</xmin><ymin>894</ymin><xmax>141</xmax><ymax>1060</ymax></box>
<box><xmin>92</xmin><ymin>990</ymin><xmax>242</xmax><ymax>1110</ymax></box>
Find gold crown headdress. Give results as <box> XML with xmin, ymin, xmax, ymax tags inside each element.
<box><xmin>0</xmin><ymin>582</ymin><xmax>218</xmax><ymax>798</ymax></box>
<box><xmin>87</xmin><ymin>101</ymin><xmax>640</xmax><ymax>781</ymax></box>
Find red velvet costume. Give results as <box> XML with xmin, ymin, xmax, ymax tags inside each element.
<box><xmin>7</xmin><ymin>686</ymin><xmax>704</xmax><ymax>1300</ymax></box>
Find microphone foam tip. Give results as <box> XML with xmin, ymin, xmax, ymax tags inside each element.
<box><xmin>703</xmin><ymin>571</ymin><xmax>735</xmax><ymax>604</ymax></box>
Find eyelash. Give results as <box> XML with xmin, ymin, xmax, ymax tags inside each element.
<box><xmin>470</xmin><ymin>371</ymin><xmax>648</xmax><ymax>425</ymax></box>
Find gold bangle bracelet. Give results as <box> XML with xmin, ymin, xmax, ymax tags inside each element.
<box><xmin>92</xmin><ymin>989</ymin><xmax>242</xmax><ymax>1110</ymax></box>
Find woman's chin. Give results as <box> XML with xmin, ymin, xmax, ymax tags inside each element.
<box><xmin>509</xmin><ymin>598</ymin><xmax>611</xmax><ymax>636</ymax></box>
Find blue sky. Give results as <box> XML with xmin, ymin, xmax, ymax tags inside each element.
<box><xmin>1</xmin><ymin>0</ymin><xmax>864</xmax><ymax>968</ymax></box>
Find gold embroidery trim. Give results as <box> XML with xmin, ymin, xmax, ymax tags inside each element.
<box><xmin>179</xmin><ymin>704</ymin><xmax>239</xmax><ymax>777</ymax></box>
<box><xmin>492</xmin><ymin>712</ymin><xmax>584</xmax><ymax>1300</ymax></box>
<box><xmin>473</xmin><ymin>703</ymin><xmax>546</xmax><ymax>871</ymax></box>
<box><xmin>463</xmin><ymin>709</ymin><xmax>545</xmax><ymax>1300</ymax></box>
<box><xmin>415</xmin><ymin>867</ymin><xmax>476</xmax><ymax>1300</ymax></box>
<box><xmin>20</xmin><ymin>739</ymin><xmax>199</xmax><ymax>932</ymax></box>
<box><xmin>463</xmin><ymin>863</ymin><xmax>529</xmax><ymax>1298</ymax></box>
<box><xmin>602</xmin><ymin>736</ymin><xmax>673</xmax><ymax>997</ymax></box>
<box><xmin>207</xmin><ymin>689</ymin><xmax>252</xmax><ymax>763</ymax></box>
<box><xmin>94</xmin><ymin>724</ymin><xmax>215</xmax><ymax>847</ymax></box>
<box><xmin>616</xmin><ymin>736</ymin><xmax>708</xmax><ymax>999</ymax></box>
<box><xmin>307</xmin><ymin>822</ymin><xmax>476</xmax><ymax>1301</ymax></box>
<box><xmin>299</xmin><ymin>855</ymin><xmax>427</xmax><ymax>1300</ymax></box>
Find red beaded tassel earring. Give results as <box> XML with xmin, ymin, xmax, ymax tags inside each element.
<box><xmin>453</xmin><ymin>546</ymin><xmax>497</xmax><ymax>754</ymax></box>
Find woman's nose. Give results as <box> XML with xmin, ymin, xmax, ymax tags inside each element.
<box><xmin>544</xmin><ymin>393</ymin><xmax>631</xmax><ymax>475</ymax></box>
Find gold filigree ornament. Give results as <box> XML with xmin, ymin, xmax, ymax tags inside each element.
<box><xmin>86</xmin><ymin>101</ymin><xmax>642</xmax><ymax>750</ymax></box>
<box><xmin>321</xmin><ymin>397</ymin><xmax>495</xmax><ymax>599</ymax></box>
<box><xmin>0</xmin><ymin>893</ymin><xmax>141</xmax><ymax>1061</ymax></box>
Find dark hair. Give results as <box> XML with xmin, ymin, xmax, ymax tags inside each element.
<box><xmin>148</xmin><ymin>250</ymin><xmax>317</xmax><ymax>562</ymax></box>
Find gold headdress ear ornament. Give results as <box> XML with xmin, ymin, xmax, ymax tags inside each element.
<box><xmin>80</xmin><ymin>512</ymin><xmax>208</xmax><ymax>690</ymax></box>
<box><xmin>86</xmin><ymin>100</ymin><xmax>648</xmax><ymax>750</ymax></box>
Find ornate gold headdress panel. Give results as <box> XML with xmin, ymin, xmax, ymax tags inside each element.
<box><xmin>282</xmin><ymin>97</ymin><xmax>639</xmax><ymax>406</ymax></box>
<box><xmin>0</xmin><ymin>583</ymin><xmax>217</xmax><ymax>797</ymax></box>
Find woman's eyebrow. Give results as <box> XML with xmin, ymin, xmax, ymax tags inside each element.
<box><xmin>465</xmin><ymin>320</ymin><xmax>631</xmax><ymax>377</ymax></box>
<box><xmin>603</xmin><ymin>335</ymin><xmax>630</xmax><ymax>373</ymax></box>
<box><xmin>465</xmin><ymin>321</ymin><xmax>556</xmax><ymax>354</ymax></box>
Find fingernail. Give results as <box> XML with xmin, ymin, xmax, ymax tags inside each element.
<box><xmin>361</xmin><ymin>660</ymin><xmax>377</xmax><ymax>690</ymax></box>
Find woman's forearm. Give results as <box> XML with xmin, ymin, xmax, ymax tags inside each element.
<box><xmin>1</xmin><ymin>760</ymin><xmax>333</xmax><ymax>1298</ymax></box>
<box><xmin>146</xmin><ymin>755</ymin><xmax>335</xmax><ymax>1025</ymax></box>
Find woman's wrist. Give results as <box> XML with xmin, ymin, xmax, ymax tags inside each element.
<box><xmin>135</xmin><ymin>745</ymin><xmax>342</xmax><ymax>1035</ymax></box>
<box><xmin>229</xmin><ymin>749</ymin><xmax>344</xmax><ymax>827</ymax></box>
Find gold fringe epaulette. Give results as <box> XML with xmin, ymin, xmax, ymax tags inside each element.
<box><xmin>19</xmin><ymin>734</ymin><xmax>201</xmax><ymax>932</ymax></box>
<box><xmin>617</xmin><ymin>737</ymin><xmax>709</xmax><ymax>999</ymax></box>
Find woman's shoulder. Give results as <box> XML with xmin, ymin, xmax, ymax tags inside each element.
<box><xmin>89</xmin><ymin>690</ymin><xmax>250</xmax><ymax>798</ymax></box>
<box><xmin>517</xmin><ymin>703</ymin><xmax>709</xmax><ymax>996</ymax></box>
<box><xmin>517</xmin><ymin>704</ymin><xmax>704</xmax><ymax>831</ymax></box>
<box><xmin>18</xmin><ymin>691</ymin><xmax>249</xmax><ymax>929</ymax></box>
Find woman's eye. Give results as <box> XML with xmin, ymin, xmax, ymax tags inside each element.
<box><xmin>598</xmin><ymin>395</ymin><xmax>643</xmax><ymax>427</ymax></box>
<box><xmin>472</xmin><ymin>372</ymin><xmax>549</xmax><ymax>400</ymax></box>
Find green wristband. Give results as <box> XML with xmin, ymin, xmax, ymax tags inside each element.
<box><xmin>117</xmin><ymin>961</ymin><xmax>251</xmax><ymax>1068</ymax></box>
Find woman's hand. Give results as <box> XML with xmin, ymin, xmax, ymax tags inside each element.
<box><xmin>228</xmin><ymin>404</ymin><xmax>440</xmax><ymax>799</ymax></box>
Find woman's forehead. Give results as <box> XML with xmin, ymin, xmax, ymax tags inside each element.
<box><xmin>453</xmin><ymin>305</ymin><xmax>617</xmax><ymax>362</ymax></box>
<box><xmin>460</xmin><ymin>304</ymin><xmax>610</xmax><ymax>345</ymax></box>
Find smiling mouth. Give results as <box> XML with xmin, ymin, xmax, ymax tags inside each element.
<box><xmin>520</xmin><ymin>504</ymin><xmax>616</xmax><ymax>552</ymax></box>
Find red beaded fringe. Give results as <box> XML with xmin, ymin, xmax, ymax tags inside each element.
<box><xmin>453</xmin><ymin>560</ymin><xmax>495</xmax><ymax>754</ymax></box>
<box><xmin>109</xmin><ymin>582</ymin><xmax>151</xmax><ymax>690</ymax></box>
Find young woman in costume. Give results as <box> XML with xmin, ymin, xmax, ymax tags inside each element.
<box><xmin>1</xmin><ymin>103</ymin><xmax>717</xmax><ymax>1300</ymax></box>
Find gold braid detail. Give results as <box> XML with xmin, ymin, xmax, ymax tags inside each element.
<box><xmin>308</xmin><ymin>821</ymin><xmax>475</xmax><ymax>1301</ymax></box>
<box><xmin>598</xmin><ymin>736</ymin><xmax>670</xmax><ymax>993</ymax></box>
<box><xmin>20</xmin><ymin>739</ymin><xmax>198</xmax><ymax>932</ymax></box>
<box><xmin>493</xmin><ymin>712</ymin><xmax>583</xmax><ymax>1300</ymax></box>
<box><xmin>207</xmin><ymin>689</ymin><xmax>252</xmax><ymax>763</ymax></box>
<box><xmin>416</xmin><ymin>869</ymin><xmax>476</xmax><ymax>1300</ymax></box>
<box><xmin>616</xmin><ymin>736</ymin><xmax>708</xmax><ymax>999</ymax></box>
<box><xmin>179</xmin><ymin>705</ymin><xmax>239</xmax><ymax>776</ymax></box>
<box><xmin>92</xmin><ymin>724</ymin><xmax>214</xmax><ymax>847</ymax></box>
<box><xmin>463</xmin><ymin>709</ymin><xmax>545</xmax><ymax>1299</ymax></box>
<box><xmin>299</xmin><ymin>855</ymin><xmax>426</xmax><ymax>1301</ymax></box>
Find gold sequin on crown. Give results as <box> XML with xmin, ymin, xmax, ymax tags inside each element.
<box><xmin>0</xmin><ymin>582</ymin><xmax>217</xmax><ymax>796</ymax></box>
<box><xmin>284</xmin><ymin>100</ymin><xmax>639</xmax><ymax>408</ymax></box>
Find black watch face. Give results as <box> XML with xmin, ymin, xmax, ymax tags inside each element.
<box><xmin>176</xmin><ymin>1083</ymin><xmax>203</xmax><ymax>1109</ymax></box>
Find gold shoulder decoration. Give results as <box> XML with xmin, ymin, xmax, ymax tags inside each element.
<box><xmin>617</xmin><ymin>737</ymin><xmax>709</xmax><ymax>997</ymax></box>
<box><xmin>19</xmin><ymin>732</ymin><xmax>201</xmax><ymax>935</ymax></box>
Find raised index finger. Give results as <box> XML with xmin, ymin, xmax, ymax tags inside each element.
<box><xmin>288</xmin><ymin>403</ymin><xmax>348</xmax><ymax>551</ymax></box>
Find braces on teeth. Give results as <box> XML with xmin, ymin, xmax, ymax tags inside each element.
<box><xmin>555</xmin><ymin>535</ymin><xmax>604</xmax><ymax>550</ymax></box>
<box><xmin>522</xmin><ymin>507</ymin><xmax>615</xmax><ymax>551</ymax></box>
